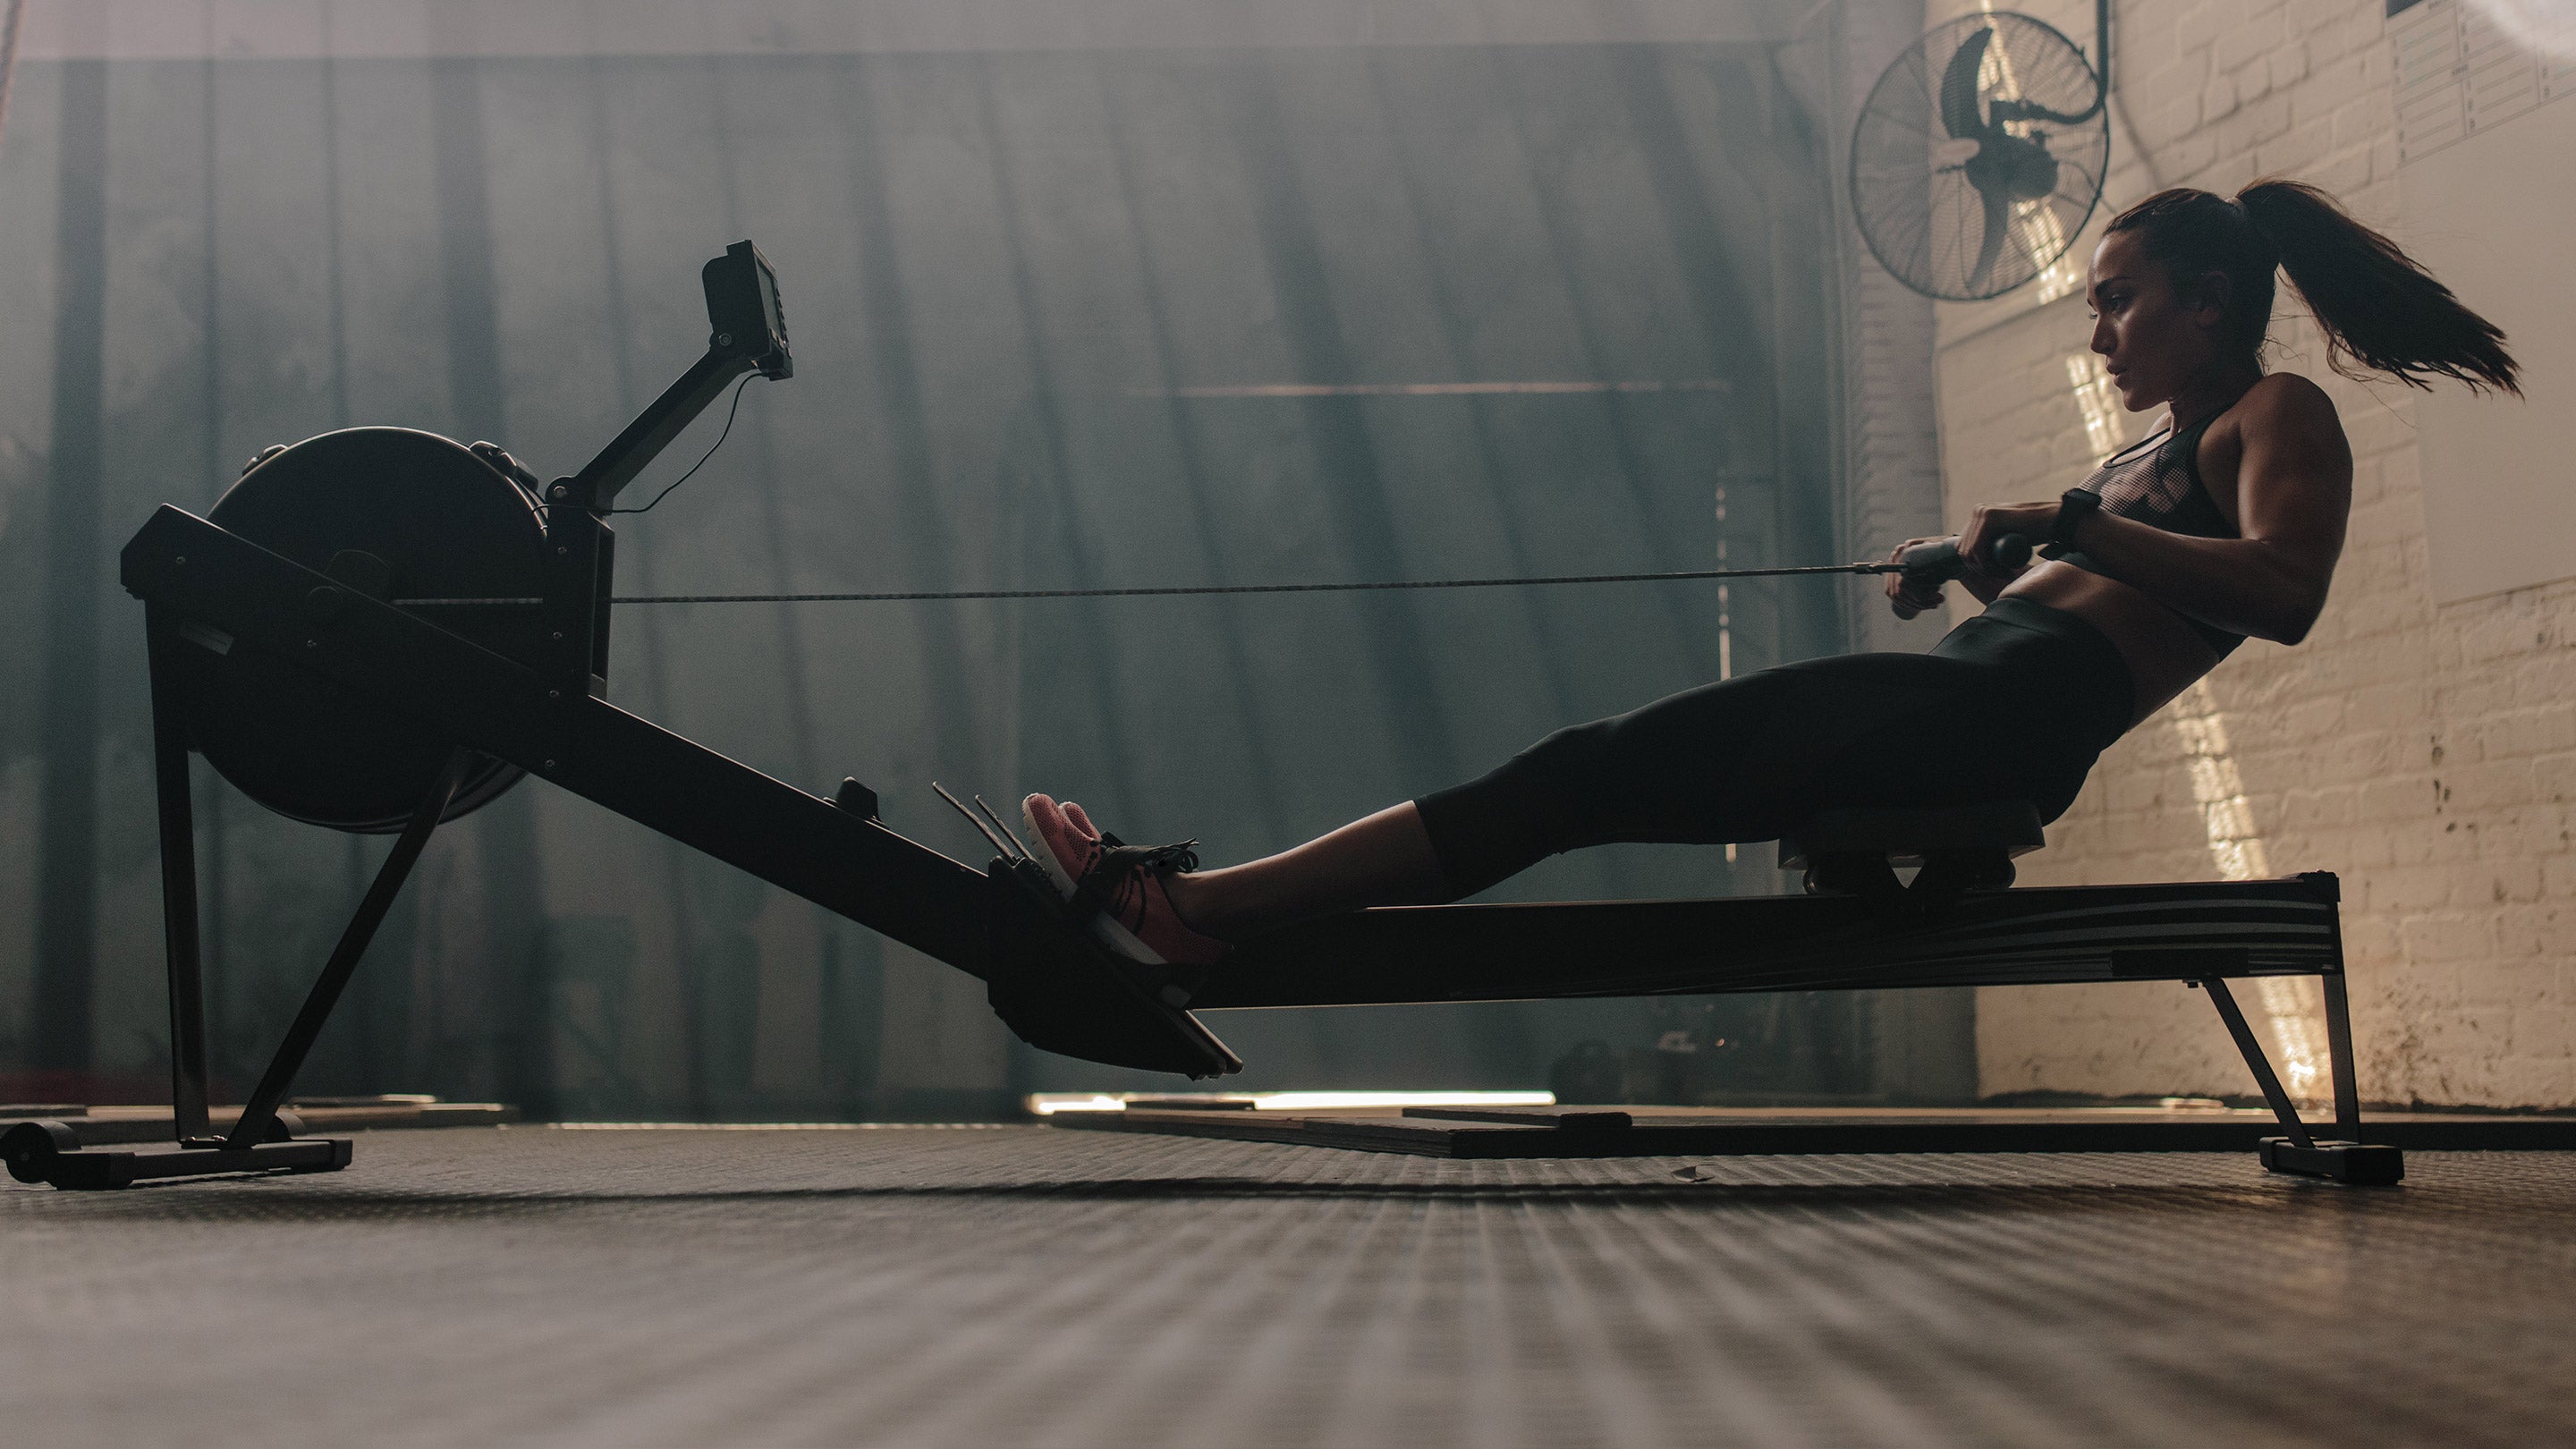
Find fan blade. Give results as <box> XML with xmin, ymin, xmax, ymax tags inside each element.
<box><xmin>1999</xmin><ymin>132</ymin><xmax>2063</xmax><ymax>202</ymax></box>
<box><xmin>1938</xmin><ymin>27</ymin><xmax>1995</xmax><ymax>140</ymax></box>
<box><xmin>1968</xmin><ymin>179</ymin><xmax>2011</xmax><ymax>294</ymax></box>
<box><xmin>1991</xmin><ymin>96</ymin><xmax>2104</xmax><ymax>129</ymax></box>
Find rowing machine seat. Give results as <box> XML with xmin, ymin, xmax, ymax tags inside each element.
<box><xmin>1779</xmin><ymin>801</ymin><xmax>2043</xmax><ymax>902</ymax></box>
<box><xmin>1778</xmin><ymin>801</ymin><xmax>2045</xmax><ymax>869</ymax></box>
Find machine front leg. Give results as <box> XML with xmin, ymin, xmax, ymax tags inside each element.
<box><xmin>145</xmin><ymin>605</ymin><xmax>215</xmax><ymax>1146</ymax></box>
<box><xmin>222</xmin><ymin>747</ymin><xmax>476</xmax><ymax>1149</ymax></box>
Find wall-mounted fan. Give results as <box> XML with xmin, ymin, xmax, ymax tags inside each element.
<box><xmin>1850</xmin><ymin>9</ymin><xmax>2110</xmax><ymax>302</ymax></box>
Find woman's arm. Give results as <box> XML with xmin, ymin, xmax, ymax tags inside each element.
<box><xmin>1960</xmin><ymin>376</ymin><xmax>2352</xmax><ymax>644</ymax></box>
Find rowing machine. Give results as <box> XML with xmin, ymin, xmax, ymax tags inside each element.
<box><xmin>17</xmin><ymin>242</ymin><xmax>2394</xmax><ymax>1189</ymax></box>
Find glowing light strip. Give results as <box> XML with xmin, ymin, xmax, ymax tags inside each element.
<box><xmin>550</xmin><ymin>1122</ymin><xmax>1011</xmax><ymax>1130</ymax></box>
<box><xmin>1025</xmin><ymin>1090</ymin><xmax>1555</xmax><ymax>1115</ymax></box>
<box><xmin>1144</xmin><ymin>380</ymin><xmax>1731</xmax><ymax>398</ymax></box>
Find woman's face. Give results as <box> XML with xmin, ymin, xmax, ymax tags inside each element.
<box><xmin>2086</xmin><ymin>229</ymin><xmax>2226</xmax><ymax>412</ymax></box>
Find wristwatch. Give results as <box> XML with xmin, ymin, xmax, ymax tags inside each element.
<box><xmin>2052</xmin><ymin>487</ymin><xmax>2103</xmax><ymax>547</ymax></box>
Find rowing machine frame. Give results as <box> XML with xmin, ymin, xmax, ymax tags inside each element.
<box><xmin>7</xmin><ymin>242</ymin><xmax>2397</xmax><ymax>1191</ymax></box>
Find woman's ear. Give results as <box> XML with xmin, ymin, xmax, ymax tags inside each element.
<box><xmin>2186</xmin><ymin>272</ymin><xmax>2233</xmax><ymax>332</ymax></box>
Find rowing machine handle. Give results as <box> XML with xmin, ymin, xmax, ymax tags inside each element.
<box><xmin>1898</xmin><ymin>533</ymin><xmax>2032</xmax><ymax>581</ymax></box>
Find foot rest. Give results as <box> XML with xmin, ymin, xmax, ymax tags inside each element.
<box><xmin>980</xmin><ymin>859</ymin><xmax>1243</xmax><ymax>1080</ymax></box>
<box><xmin>1777</xmin><ymin>801</ymin><xmax>2046</xmax><ymax>870</ymax></box>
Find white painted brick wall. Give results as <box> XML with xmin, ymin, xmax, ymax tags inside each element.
<box><xmin>1812</xmin><ymin>0</ymin><xmax>1954</xmax><ymax>656</ymax></box>
<box><xmin>1927</xmin><ymin>0</ymin><xmax>2576</xmax><ymax>1107</ymax></box>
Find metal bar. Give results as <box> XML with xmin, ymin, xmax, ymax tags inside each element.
<box><xmin>570</xmin><ymin>347</ymin><xmax>750</xmax><ymax>508</ymax></box>
<box><xmin>2317</xmin><ymin>869</ymin><xmax>2360</xmax><ymax>1140</ymax></box>
<box><xmin>1198</xmin><ymin>879</ymin><xmax>2346</xmax><ymax>1007</ymax></box>
<box><xmin>145</xmin><ymin>607</ymin><xmax>213</xmax><ymax>1145</ymax></box>
<box><xmin>222</xmin><ymin>750</ymin><xmax>471</xmax><ymax>1150</ymax></box>
<box><xmin>2323</xmin><ymin>972</ymin><xmax>2361</xmax><ymax>1141</ymax></box>
<box><xmin>2199</xmin><ymin>977</ymin><xmax>2315</xmax><ymax>1150</ymax></box>
<box><xmin>392</xmin><ymin>562</ymin><xmax>1909</xmax><ymax>608</ymax></box>
<box><xmin>550</xmin><ymin>701</ymin><xmax>996</xmax><ymax>974</ymax></box>
<box><xmin>540</xmin><ymin>495</ymin><xmax>606</xmax><ymax>725</ymax></box>
<box><xmin>2097</xmin><ymin>0</ymin><xmax>2112</xmax><ymax>94</ymax></box>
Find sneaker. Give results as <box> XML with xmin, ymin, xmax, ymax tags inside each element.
<box><xmin>1060</xmin><ymin>801</ymin><xmax>1103</xmax><ymax>846</ymax></box>
<box><xmin>1021</xmin><ymin>793</ymin><xmax>1233</xmax><ymax>968</ymax></box>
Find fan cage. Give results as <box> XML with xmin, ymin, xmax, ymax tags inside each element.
<box><xmin>1848</xmin><ymin>11</ymin><xmax>2108</xmax><ymax>303</ymax></box>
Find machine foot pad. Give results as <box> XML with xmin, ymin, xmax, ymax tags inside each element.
<box><xmin>2258</xmin><ymin>1137</ymin><xmax>2404</xmax><ymax>1185</ymax></box>
<box><xmin>3</xmin><ymin>1121</ymin><xmax>352</xmax><ymax>1190</ymax></box>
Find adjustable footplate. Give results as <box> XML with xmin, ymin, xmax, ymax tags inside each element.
<box><xmin>863</xmin><ymin>780</ymin><xmax>1241</xmax><ymax>1080</ymax></box>
<box><xmin>980</xmin><ymin>856</ymin><xmax>1242</xmax><ymax>1080</ymax></box>
<box><xmin>2</xmin><ymin>1115</ymin><xmax>352</xmax><ymax>1191</ymax></box>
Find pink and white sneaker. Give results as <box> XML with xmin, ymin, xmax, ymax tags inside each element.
<box><xmin>1021</xmin><ymin>793</ymin><xmax>1233</xmax><ymax>969</ymax></box>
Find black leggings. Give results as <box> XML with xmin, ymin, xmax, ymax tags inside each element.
<box><xmin>1412</xmin><ymin>597</ymin><xmax>2137</xmax><ymax>899</ymax></box>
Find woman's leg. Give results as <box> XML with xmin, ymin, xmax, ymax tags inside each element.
<box><xmin>1160</xmin><ymin>802</ymin><xmax>1447</xmax><ymax>940</ymax></box>
<box><xmin>1164</xmin><ymin>655</ymin><xmax>1957</xmax><ymax>940</ymax></box>
<box><xmin>1047</xmin><ymin>609</ymin><xmax>2123</xmax><ymax>962</ymax></box>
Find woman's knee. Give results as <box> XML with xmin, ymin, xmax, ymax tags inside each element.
<box><xmin>1505</xmin><ymin>718</ymin><xmax>1625</xmax><ymax>806</ymax></box>
<box><xmin>1479</xmin><ymin>716</ymin><xmax>1681</xmax><ymax>850</ymax></box>
<box><xmin>1419</xmin><ymin>720</ymin><xmax>1625</xmax><ymax>869</ymax></box>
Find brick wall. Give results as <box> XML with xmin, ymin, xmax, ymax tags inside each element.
<box><xmin>1831</xmin><ymin>1</ymin><xmax>1953</xmax><ymax>657</ymax></box>
<box><xmin>1928</xmin><ymin>0</ymin><xmax>2575</xmax><ymax>1107</ymax></box>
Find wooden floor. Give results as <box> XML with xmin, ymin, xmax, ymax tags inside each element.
<box><xmin>8</xmin><ymin>1124</ymin><xmax>2575</xmax><ymax>1447</ymax></box>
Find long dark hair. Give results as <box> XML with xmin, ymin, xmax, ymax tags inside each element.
<box><xmin>2106</xmin><ymin>179</ymin><xmax>2520</xmax><ymax>396</ymax></box>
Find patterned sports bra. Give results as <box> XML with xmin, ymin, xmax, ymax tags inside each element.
<box><xmin>2048</xmin><ymin>408</ymin><xmax>2245</xmax><ymax>658</ymax></box>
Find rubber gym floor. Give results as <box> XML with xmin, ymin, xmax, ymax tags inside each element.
<box><xmin>5</xmin><ymin>1125</ymin><xmax>2572</xmax><ymax>1448</ymax></box>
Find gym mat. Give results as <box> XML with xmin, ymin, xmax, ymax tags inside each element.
<box><xmin>8</xmin><ymin>1126</ymin><xmax>2576</xmax><ymax>1447</ymax></box>
<box><xmin>1050</xmin><ymin>1102</ymin><xmax>2576</xmax><ymax>1157</ymax></box>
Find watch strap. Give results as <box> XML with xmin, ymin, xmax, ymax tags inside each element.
<box><xmin>2052</xmin><ymin>487</ymin><xmax>2102</xmax><ymax>546</ymax></box>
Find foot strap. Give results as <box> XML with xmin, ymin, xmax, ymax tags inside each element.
<box><xmin>1066</xmin><ymin>836</ymin><xmax>1200</xmax><ymax>925</ymax></box>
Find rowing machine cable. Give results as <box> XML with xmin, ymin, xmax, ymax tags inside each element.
<box><xmin>411</xmin><ymin>387</ymin><xmax>2016</xmax><ymax>606</ymax></box>
<box><xmin>394</xmin><ymin>558</ymin><xmax>1952</xmax><ymax>608</ymax></box>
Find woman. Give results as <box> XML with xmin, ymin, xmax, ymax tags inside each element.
<box><xmin>1025</xmin><ymin>180</ymin><xmax>2521</xmax><ymax>972</ymax></box>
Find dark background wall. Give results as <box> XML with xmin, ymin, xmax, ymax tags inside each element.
<box><xmin>0</xmin><ymin>38</ymin><xmax>1883</xmax><ymax>1116</ymax></box>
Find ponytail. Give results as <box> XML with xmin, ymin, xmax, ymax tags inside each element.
<box><xmin>2106</xmin><ymin>179</ymin><xmax>2521</xmax><ymax>396</ymax></box>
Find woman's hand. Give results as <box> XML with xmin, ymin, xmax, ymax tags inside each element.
<box><xmin>1957</xmin><ymin>502</ymin><xmax>2058</xmax><ymax>571</ymax></box>
<box><xmin>1885</xmin><ymin>506</ymin><xmax>2052</xmax><ymax>618</ymax></box>
<box><xmin>1884</xmin><ymin>537</ymin><xmax>1951</xmax><ymax>619</ymax></box>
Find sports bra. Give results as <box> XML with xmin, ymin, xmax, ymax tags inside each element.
<box><xmin>2048</xmin><ymin>407</ymin><xmax>2245</xmax><ymax>658</ymax></box>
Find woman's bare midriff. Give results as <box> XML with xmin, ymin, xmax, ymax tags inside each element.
<box><xmin>1999</xmin><ymin>560</ymin><xmax>2220</xmax><ymax>724</ymax></box>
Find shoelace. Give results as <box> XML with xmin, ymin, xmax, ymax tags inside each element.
<box><xmin>1067</xmin><ymin>835</ymin><xmax>1201</xmax><ymax>929</ymax></box>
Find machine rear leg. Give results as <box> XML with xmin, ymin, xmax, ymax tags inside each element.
<box><xmin>2324</xmin><ymin>972</ymin><xmax>2362</xmax><ymax>1140</ymax></box>
<box><xmin>2200</xmin><ymin>976</ymin><xmax>2401</xmax><ymax>1186</ymax></box>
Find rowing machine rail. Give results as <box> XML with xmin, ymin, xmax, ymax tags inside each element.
<box><xmin>91</xmin><ymin>241</ymin><xmax>2391</xmax><ymax>1189</ymax></box>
